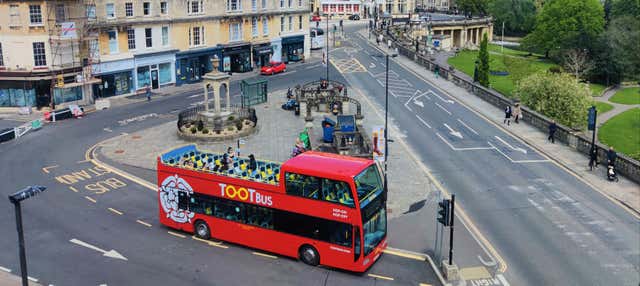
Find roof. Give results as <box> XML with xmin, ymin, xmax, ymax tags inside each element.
<box><xmin>283</xmin><ymin>151</ymin><xmax>373</xmax><ymax>179</ymax></box>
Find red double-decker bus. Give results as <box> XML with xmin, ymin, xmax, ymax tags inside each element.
<box><xmin>157</xmin><ymin>144</ymin><xmax>387</xmax><ymax>272</ymax></box>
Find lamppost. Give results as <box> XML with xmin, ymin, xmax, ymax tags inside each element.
<box><xmin>326</xmin><ymin>14</ymin><xmax>329</xmax><ymax>81</ymax></box>
<box><xmin>8</xmin><ymin>186</ymin><xmax>47</xmax><ymax>286</ymax></box>
<box><xmin>374</xmin><ymin>49</ymin><xmax>398</xmax><ymax>196</ymax></box>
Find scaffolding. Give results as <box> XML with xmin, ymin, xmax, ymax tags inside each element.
<box><xmin>46</xmin><ymin>0</ymin><xmax>100</xmax><ymax>108</ymax></box>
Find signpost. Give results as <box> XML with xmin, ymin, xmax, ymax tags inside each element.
<box><xmin>8</xmin><ymin>186</ymin><xmax>47</xmax><ymax>286</ymax></box>
<box><xmin>588</xmin><ymin>106</ymin><xmax>597</xmax><ymax>163</ymax></box>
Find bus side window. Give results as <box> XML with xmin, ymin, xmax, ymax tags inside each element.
<box><xmin>354</xmin><ymin>227</ymin><xmax>361</xmax><ymax>261</ymax></box>
<box><xmin>321</xmin><ymin>178</ymin><xmax>354</xmax><ymax>207</ymax></box>
<box><xmin>285</xmin><ymin>172</ymin><xmax>320</xmax><ymax>199</ymax></box>
<box><xmin>328</xmin><ymin>221</ymin><xmax>352</xmax><ymax>247</ymax></box>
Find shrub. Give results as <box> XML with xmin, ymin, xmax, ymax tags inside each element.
<box><xmin>227</xmin><ymin>126</ymin><xmax>235</xmax><ymax>131</ymax></box>
<box><xmin>202</xmin><ymin>128</ymin><xmax>209</xmax><ymax>134</ymax></box>
<box><xmin>227</xmin><ymin>116</ymin><xmax>235</xmax><ymax>121</ymax></box>
<box><xmin>197</xmin><ymin>120</ymin><xmax>204</xmax><ymax>131</ymax></box>
<box><xmin>549</xmin><ymin>66</ymin><xmax>562</xmax><ymax>73</ymax></box>
<box><xmin>190</xmin><ymin>126</ymin><xmax>197</xmax><ymax>134</ymax></box>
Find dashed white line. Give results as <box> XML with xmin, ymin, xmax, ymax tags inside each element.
<box><xmin>28</xmin><ymin>276</ymin><xmax>39</xmax><ymax>282</ymax></box>
<box><xmin>437</xmin><ymin>133</ymin><xmax>494</xmax><ymax>151</ymax></box>
<box><xmin>416</xmin><ymin>115</ymin><xmax>432</xmax><ymax>129</ymax></box>
<box><xmin>187</xmin><ymin>94</ymin><xmax>201</xmax><ymax>99</ymax></box>
<box><xmin>434</xmin><ymin>102</ymin><xmax>452</xmax><ymax>115</ymax></box>
<box><xmin>457</xmin><ymin>119</ymin><xmax>479</xmax><ymax>135</ymax></box>
<box><xmin>0</xmin><ymin>266</ymin><xmax>11</xmax><ymax>273</ymax></box>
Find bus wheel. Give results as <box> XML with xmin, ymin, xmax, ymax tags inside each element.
<box><xmin>299</xmin><ymin>245</ymin><xmax>320</xmax><ymax>266</ymax></box>
<box><xmin>194</xmin><ymin>220</ymin><xmax>210</xmax><ymax>239</ymax></box>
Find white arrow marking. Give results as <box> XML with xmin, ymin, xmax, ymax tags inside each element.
<box><xmin>495</xmin><ymin>136</ymin><xmax>527</xmax><ymax>154</ymax></box>
<box><xmin>369</xmin><ymin>62</ymin><xmax>376</xmax><ymax>68</ymax></box>
<box><xmin>429</xmin><ymin>91</ymin><xmax>454</xmax><ymax>104</ymax></box>
<box><xmin>70</xmin><ymin>239</ymin><xmax>128</xmax><ymax>261</ymax></box>
<box><xmin>413</xmin><ymin>98</ymin><xmax>424</xmax><ymax>108</ymax></box>
<box><xmin>444</xmin><ymin>123</ymin><xmax>463</xmax><ymax>139</ymax></box>
<box><xmin>103</xmin><ymin>128</ymin><xmax>112</xmax><ymax>133</ymax></box>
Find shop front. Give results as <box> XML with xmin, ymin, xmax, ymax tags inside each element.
<box><xmin>222</xmin><ymin>43</ymin><xmax>252</xmax><ymax>73</ymax></box>
<box><xmin>134</xmin><ymin>50</ymin><xmax>177</xmax><ymax>90</ymax></box>
<box><xmin>281</xmin><ymin>35</ymin><xmax>305</xmax><ymax>63</ymax></box>
<box><xmin>252</xmin><ymin>43</ymin><xmax>273</xmax><ymax>67</ymax></box>
<box><xmin>175</xmin><ymin>47</ymin><xmax>222</xmax><ymax>86</ymax></box>
<box><xmin>92</xmin><ymin>58</ymin><xmax>135</xmax><ymax>98</ymax></box>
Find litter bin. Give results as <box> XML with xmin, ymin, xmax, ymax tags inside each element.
<box><xmin>294</xmin><ymin>102</ymin><xmax>300</xmax><ymax>116</ymax></box>
<box><xmin>322</xmin><ymin>117</ymin><xmax>336</xmax><ymax>143</ymax></box>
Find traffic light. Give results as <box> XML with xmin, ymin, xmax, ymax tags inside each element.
<box><xmin>437</xmin><ymin>199</ymin><xmax>450</xmax><ymax>226</ymax></box>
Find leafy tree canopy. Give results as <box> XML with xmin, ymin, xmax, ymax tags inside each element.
<box><xmin>489</xmin><ymin>0</ymin><xmax>537</xmax><ymax>36</ymax></box>
<box><xmin>611</xmin><ymin>0</ymin><xmax>640</xmax><ymax>19</ymax></box>
<box><xmin>607</xmin><ymin>15</ymin><xmax>640</xmax><ymax>82</ymax></box>
<box><xmin>522</xmin><ymin>0</ymin><xmax>604</xmax><ymax>55</ymax></box>
<box><xmin>515</xmin><ymin>72</ymin><xmax>592</xmax><ymax>128</ymax></box>
<box><xmin>456</xmin><ymin>0</ymin><xmax>489</xmax><ymax>15</ymax></box>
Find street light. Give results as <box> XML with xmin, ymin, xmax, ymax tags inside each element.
<box><xmin>9</xmin><ymin>186</ymin><xmax>47</xmax><ymax>286</ymax></box>
<box><xmin>373</xmin><ymin>48</ymin><xmax>398</xmax><ymax>197</ymax></box>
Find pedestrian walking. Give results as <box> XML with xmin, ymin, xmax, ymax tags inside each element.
<box><xmin>377</xmin><ymin>34</ymin><xmax>383</xmax><ymax>46</ymax></box>
<box><xmin>513</xmin><ymin>103</ymin><xmax>522</xmax><ymax>124</ymax></box>
<box><xmin>548</xmin><ymin>120</ymin><xmax>557</xmax><ymax>143</ymax></box>
<box><xmin>145</xmin><ymin>84</ymin><xmax>151</xmax><ymax>101</ymax></box>
<box><xmin>387</xmin><ymin>39</ymin><xmax>392</xmax><ymax>49</ymax></box>
<box><xmin>504</xmin><ymin>105</ymin><xmax>512</xmax><ymax>125</ymax></box>
<box><xmin>606</xmin><ymin>146</ymin><xmax>617</xmax><ymax>167</ymax></box>
<box><xmin>588</xmin><ymin>148</ymin><xmax>598</xmax><ymax>170</ymax></box>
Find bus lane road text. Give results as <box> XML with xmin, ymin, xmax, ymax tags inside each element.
<box><xmin>50</xmin><ymin>165</ymin><xmax>128</xmax><ymax>195</ymax></box>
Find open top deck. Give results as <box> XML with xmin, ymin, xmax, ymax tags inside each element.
<box><xmin>160</xmin><ymin>145</ymin><xmax>282</xmax><ymax>185</ymax></box>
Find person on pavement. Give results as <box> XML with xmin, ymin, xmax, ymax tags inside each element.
<box><xmin>145</xmin><ymin>84</ymin><xmax>151</xmax><ymax>101</ymax></box>
<box><xmin>607</xmin><ymin>146</ymin><xmax>617</xmax><ymax>167</ymax></box>
<box><xmin>548</xmin><ymin>120</ymin><xmax>557</xmax><ymax>143</ymax></box>
<box><xmin>589</xmin><ymin>148</ymin><xmax>598</xmax><ymax>170</ymax></box>
<box><xmin>513</xmin><ymin>103</ymin><xmax>521</xmax><ymax>124</ymax></box>
<box><xmin>504</xmin><ymin>105</ymin><xmax>512</xmax><ymax>125</ymax></box>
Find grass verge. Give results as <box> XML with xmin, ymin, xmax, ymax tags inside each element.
<box><xmin>598</xmin><ymin>108</ymin><xmax>640</xmax><ymax>160</ymax></box>
<box><xmin>610</xmin><ymin>87</ymin><xmax>640</xmax><ymax>105</ymax></box>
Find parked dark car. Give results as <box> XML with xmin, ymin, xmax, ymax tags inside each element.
<box><xmin>348</xmin><ymin>14</ymin><xmax>360</xmax><ymax>20</ymax></box>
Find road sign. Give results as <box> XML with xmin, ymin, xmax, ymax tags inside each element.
<box><xmin>588</xmin><ymin>106</ymin><xmax>597</xmax><ymax>131</ymax></box>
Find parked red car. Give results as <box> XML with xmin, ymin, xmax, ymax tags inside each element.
<box><xmin>260</xmin><ymin>62</ymin><xmax>286</xmax><ymax>75</ymax></box>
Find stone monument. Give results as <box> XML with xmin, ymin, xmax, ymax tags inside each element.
<box><xmin>198</xmin><ymin>56</ymin><xmax>231</xmax><ymax>129</ymax></box>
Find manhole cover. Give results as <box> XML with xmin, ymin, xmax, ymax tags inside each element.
<box><xmin>114</xmin><ymin>150</ymin><xmax>125</xmax><ymax>154</ymax></box>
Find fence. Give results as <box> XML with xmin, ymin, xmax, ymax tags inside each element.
<box><xmin>177</xmin><ymin>103</ymin><xmax>257</xmax><ymax>133</ymax></box>
<box><xmin>375</xmin><ymin>28</ymin><xmax>640</xmax><ymax>183</ymax></box>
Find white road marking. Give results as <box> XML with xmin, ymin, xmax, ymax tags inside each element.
<box><xmin>28</xmin><ymin>276</ymin><xmax>38</xmax><ymax>282</ymax></box>
<box><xmin>413</xmin><ymin>98</ymin><xmax>424</xmax><ymax>108</ymax></box>
<box><xmin>416</xmin><ymin>115</ymin><xmax>432</xmax><ymax>129</ymax></box>
<box><xmin>370</xmin><ymin>63</ymin><xmax>376</xmax><ymax>68</ymax></box>
<box><xmin>496</xmin><ymin>274</ymin><xmax>511</xmax><ymax>286</ymax></box>
<box><xmin>435</xmin><ymin>102</ymin><xmax>452</xmax><ymax>115</ymax></box>
<box><xmin>103</xmin><ymin>128</ymin><xmax>112</xmax><ymax>133</ymax></box>
<box><xmin>457</xmin><ymin>119</ymin><xmax>479</xmax><ymax>135</ymax></box>
<box><xmin>444</xmin><ymin>123</ymin><xmax>463</xmax><ymax>139</ymax></box>
<box><xmin>495</xmin><ymin>136</ymin><xmax>527</xmax><ymax>154</ymax></box>
<box><xmin>488</xmin><ymin>142</ymin><xmax>549</xmax><ymax>163</ymax></box>
<box><xmin>0</xmin><ymin>266</ymin><xmax>11</xmax><ymax>272</ymax></box>
<box><xmin>527</xmin><ymin>198</ymin><xmax>545</xmax><ymax>211</ymax></box>
<box><xmin>437</xmin><ymin>133</ymin><xmax>494</xmax><ymax>151</ymax></box>
<box><xmin>187</xmin><ymin>94</ymin><xmax>201</xmax><ymax>99</ymax></box>
<box><xmin>70</xmin><ymin>238</ymin><xmax>128</xmax><ymax>261</ymax></box>
<box><xmin>429</xmin><ymin>90</ymin><xmax>454</xmax><ymax>104</ymax></box>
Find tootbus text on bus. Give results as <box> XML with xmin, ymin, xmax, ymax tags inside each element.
<box><xmin>157</xmin><ymin>144</ymin><xmax>387</xmax><ymax>272</ymax></box>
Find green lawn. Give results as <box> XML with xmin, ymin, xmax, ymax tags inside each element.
<box><xmin>447</xmin><ymin>46</ymin><xmax>556</xmax><ymax>97</ymax></box>
<box><xmin>593</xmin><ymin>101</ymin><xmax>614</xmax><ymax>115</ymax></box>
<box><xmin>598</xmin><ymin>108</ymin><xmax>640</xmax><ymax>160</ymax></box>
<box><xmin>610</xmin><ymin>87</ymin><xmax>640</xmax><ymax>105</ymax></box>
<box><xmin>589</xmin><ymin>83</ymin><xmax>607</xmax><ymax>97</ymax></box>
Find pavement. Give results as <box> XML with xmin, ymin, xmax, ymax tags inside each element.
<box><xmin>593</xmin><ymin>86</ymin><xmax>640</xmax><ymax>124</ymax></box>
<box><xmin>0</xmin><ymin>270</ymin><xmax>41</xmax><ymax>286</ymax></box>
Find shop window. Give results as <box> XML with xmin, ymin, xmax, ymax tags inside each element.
<box><xmin>108</xmin><ymin>29</ymin><xmax>118</xmax><ymax>54</ymax></box>
<box><xmin>137</xmin><ymin>66</ymin><xmax>150</xmax><ymax>89</ymax></box>
<box><xmin>53</xmin><ymin>86</ymin><xmax>83</xmax><ymax>104</ymax></box>
<box><xmin>125</xmin><ymin>3</ymin><xmax>134</xmax><ymax>17</ymax></box>
<box><xmin>127</xmin><ymin>28</ymin><xmax>136</xmax><ymax>50</ymax></box>
<box><xmin>29</xmin><ymin>5</ymin><xmax>43</xmax><ymax>25</ymax></box>
<box><xmin>145</xmin><ymin>28</ymin><xmax>152</xmax><ymax>48</ymax></box>
<box><xmin>0</xmin><ymin>88</ymin><xmax>36</xmax><ymax>107</ymax></box>
<box><xmin>338</xmin><ymin>4</ymin><xmax>344</xmax><ymax>13</ymax></box>
<box><xmin>354</xmin><ymin>5</ymin><xmax>359</xmax><ymax>12</ymax></box>
<box><xmin>159</xmin><ymin>63</ymin><xmax>172</xmax><ymax>84</ymax></box>
<box><xmin>105</xmin><ymin>3</ymin><xmax>115</xmax><ymax>19</ymax></box>
<box><xmin>32</xmin><ymin>42</ymin><xmax>47</xmax><ymax>66</ymax></box>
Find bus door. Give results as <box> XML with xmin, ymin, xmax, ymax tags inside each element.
<box><xmin>354</xmin><ymin>226</ymin><xmax>361</xmax><ymax>262</ymax></box>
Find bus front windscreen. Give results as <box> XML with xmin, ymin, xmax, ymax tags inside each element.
<box><xmin>355</xmin><ymin>165</ymin><xmax>383</xmax><ymax>203</ymax></box>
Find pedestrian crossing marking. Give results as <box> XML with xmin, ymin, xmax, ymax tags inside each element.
<box><xmin>330</xmin><ymin>58</ymin><xmax>367</xmax><ymax>73</ymax></box>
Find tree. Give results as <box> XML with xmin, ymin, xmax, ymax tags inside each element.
<box><xmin>503</xmin><ymin>55</ymin><xmax>532</xmax><ymax>86</ymax></box>
<box><xmin>610</xmin><ymin>0</ymin><xmax>640</xmax><ymax>19</ymax></box>
<box><xmin>607</xmin><ymin>15</ymin><xmax>640</xmax><ymax>83</ymax></box>
<box><xmin>456</xmin><ymin>0</ymin><xmax>489</xmax><ymax>16</ymax></box>
<box><xmin>477</xmin><ymin>33</ymin><xmax>490</xmax><ymax>87</ymax></box>
<box><xmin>488</xmin><ymin>0</ymin><xmax>537</xmax><ymax>36</ymax></box>
<box><xmin>522</xmin><ymin>0</ymin><xmax>604</xmax><ymax>57</ymax></box>
<box><xmin>563</xmin><ymin>49</ymin><xmax>594</xmax><ymax>80</ymax></box>
<box><xmin>514</xmin><ymin>72</ymin><xmax>592</xmax><ymax>128</ymax></box>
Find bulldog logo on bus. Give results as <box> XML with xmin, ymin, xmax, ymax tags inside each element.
<box><xmin>160</xmin><ymin>175</ymin><xmax>195</xmax><ymax>223</ymax></box>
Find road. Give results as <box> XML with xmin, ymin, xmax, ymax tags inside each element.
<box><xmin>331</xmin><ymin>23</ymin><xmax>640</xmax><ymax>286</ymax></box>
<box><xmin>0</xmin><ymin>60</ymin><xmax>439</xmax><ymax>285</ymax></box>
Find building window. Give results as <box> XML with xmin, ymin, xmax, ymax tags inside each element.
<box><xmin>288</xmin><ymin>16</ymin><xmax>293</xmax><ymax>31</ymax></box>
<box><xmin>161</xmin><ymin>2</ymin><xmax>168</xmax><ymax>14</ymax></box>
<box><xmin>262</xmin><ymin>0</ymin><xmax>267</xmax><ymax>9</ymax></box>
<box><xmin>0</xmin><ymin>43</ymin><xmax>4</xmax><ymax>66</ymax></box>
<box><xmin>227</xmin><ymin>0</ymin><xmax>241</xmax><ymax>11</ymax></box>
<box><xmin>32</xmin><ymin>42</ymin><xmax>46</xmax><ymax>66</ymax></box>
<box><xmin>143</xmin><ymin>2</ymin><xmax>151</xmax><ymax>15</ymax></box>
<box><xmin>252</xmin><ymin>17</ymin><xmax>258</xmax><ymax>37</ymax></box>
<box><xmin>280</xmin><ymin>17</ymin><xmax>285</xmax><ymax>32</ymax></box>
<box><xmin>262</xmin><ymin>17</ymin><xmax>268</xmax><ymax>35</ymax></box>
<box><xmin>162</xmin><ymin>27</ymin><xmax>169</xmax><ymax>46</ymax></box>
<box><xmin>106</xmin><ymin>3</ymin><xmax>115</xmax><ymax>19</ymax></box>
<box><xmin>125</xmin><ymin>3</ymin><xmax>134</xmax><ymax>17</ymax></box>
<box><xmin>86</xmin><ymin>4</ymin><xmax>96</xmax><ymax>19</ymax></box>
<box><xmin>298</xmin><ymin>15</ymin><xmax>302</xmax><ymax>30</ymax></box>
<box><xmin>145</xmin><ymin>28</ymin><xmax>152</xmax><ymax>47</ymax></box>
<box><xmin>108</xmin><ymin>29</ymin><xmax>118</xmax><ymax>54</ymax></box>
<box><xmin>298</xmin><ymin>0</ymin><xmax>302</xmax><ymax>7</ymax></box>
<box><xmin>127</xmin><ymin>28</ymin><xmax>136</xmax><ymax>50</ymax></box>
<box><xmin>29</xmin><ymin>5</ymin><xmax>43</xmax><ymax>25</ymax></box>
<box><xmin>188</xmin><ymin>0</ymin><xmax>204</xmax><ymax>14</ymax></box>
<box><xmin>229</xmin><ymin>23</ymin><xmax>242</xmax><ymax>42</ymax></box>
<box><xmin>89</xmin><ymin>39</ymin><xmax>99</xmax><ymax>59</ymax></box>
<box><xmin>288</xmin><ymin>0</ymin><xmax>292</xmax><ymax>8</ymax></box>
<box><xmin>190</xmin><ymin>26</ymin><xmax>204</xmax><ymax>46</ymax></box>
<box><xmin>280</xmin><ymin>0</ymin><xmax>284</xmax><ymax>8</ymax></box>
<box><xmin>55</xmin><ymin>4</ymin><xmax>66</xmax><ymax>23</ymax></box>
<box><xmin>252</xmin><ymin>0</ymin><xmax>257</xmax><ymax>10</ymax></box>
<box><xmin>10</xmin><ymin>5</ymin><xmax>20</xmax><ymax>26</ymax></box>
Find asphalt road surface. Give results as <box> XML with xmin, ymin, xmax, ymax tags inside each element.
<box><xmin>333</xmin><ymin>24</ymin><xmax>639</xmax><ymax>286</ymax></box>
<box><xmin>0</xmin><ymin>61</ymin><xmax>440</xmax><ymax>286</ymax></box>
